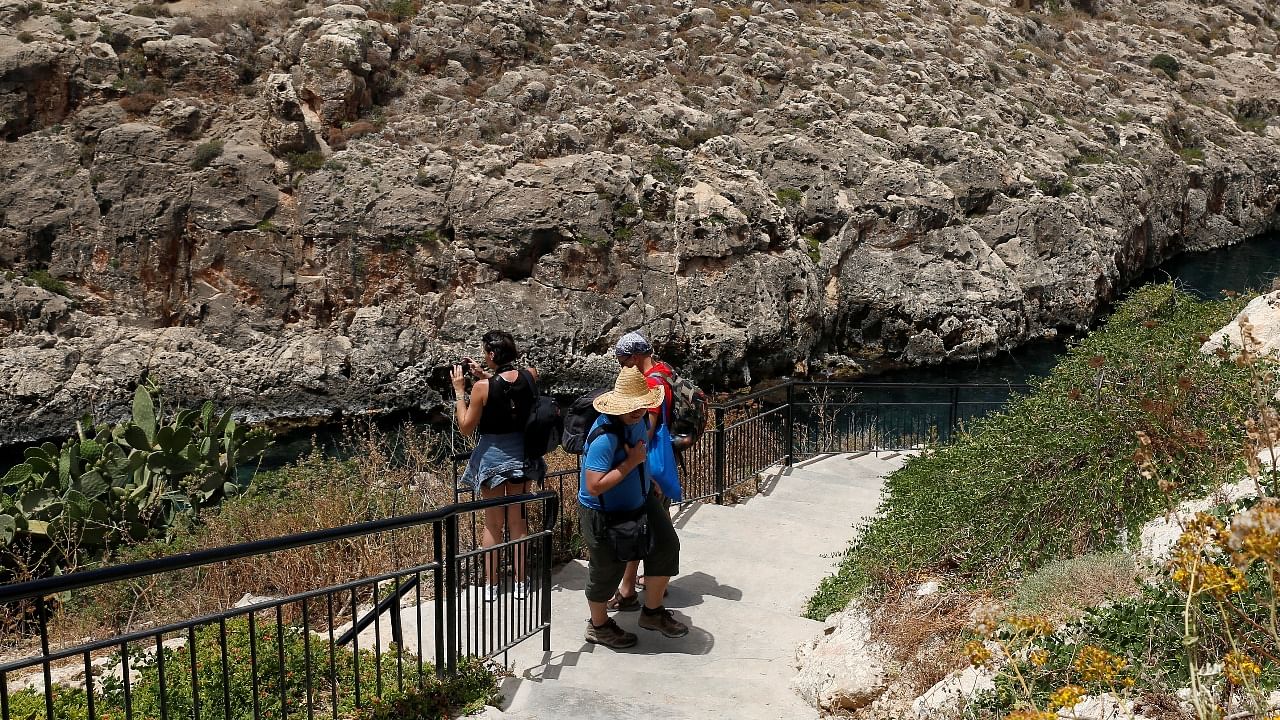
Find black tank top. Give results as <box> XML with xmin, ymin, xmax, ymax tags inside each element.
<box><xmin>478</xmin><ymin>368</ymin><xmax>534</xmax><ymax>434</ymax></box>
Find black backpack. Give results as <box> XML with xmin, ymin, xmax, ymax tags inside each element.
<box><xmin>561</xmin><ymin>389</ymin><xmax>609</xmax><ymax>454</ymax></box>
<box><xmin>517</xmin><ymin>369</ymin><xmax>562</xmax><ymax>459</ymax></box>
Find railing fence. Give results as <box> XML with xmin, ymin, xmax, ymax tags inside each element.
<box><xmin>0</xmin><ymin>380</ymin><xmax>1025</xmax><ymax>719</ymax></box>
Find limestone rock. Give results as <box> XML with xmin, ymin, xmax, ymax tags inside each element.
<box><xmin>0</xmin><ymin>0</ymin><xmax>1279</xmax><ymax>441</ymax></box>
<box><xmin>1202</xmin><ymin>291</ymin><xmax>1280</xmax><ymax>359</ymax></box>
<box><xmin>911</xmin><ymin>665</ymin><xmax>995</xmax><ymax>719</ymax></box>
<box><xmin>793</xmin><ymin>605</ymin><xmax>890</xmax><ymax>712</ymax></box>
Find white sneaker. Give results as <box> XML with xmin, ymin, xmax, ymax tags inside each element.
<box><xmin>484</xmin><ymin>584</ymin><xmax>499</xmax><ymax>603</ymax></box>
<box><xmin>513</xmin><ymin>582</ymin><xmax>528</xmax><ymax>600</ymax></box>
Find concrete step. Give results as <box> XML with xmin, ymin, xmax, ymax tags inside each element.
<box><xmin>497</xmin><ymin>665</ymin><xmax>818</xmax><ymax>720</ymax></box>
<box><xmin>481</xmin><ymin>454</ymin><xmax>894</xmax><ymax>719</ymax></box>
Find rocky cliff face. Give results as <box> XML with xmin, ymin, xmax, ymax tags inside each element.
<box><xmin>1</xmin><ymin>0</ymin><xmax>1278</xmax><ymax>442</ymax></box>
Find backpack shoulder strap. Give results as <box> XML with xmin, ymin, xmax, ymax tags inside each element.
<box><xmin>587</xmin><ymin>417</ymin><xmax>647</xmax><ymax>508</ymax></box>
<box><xmin>516</xmin><ymin>367</ymin><xmax>539</xmax><ymax>397</ymax></box>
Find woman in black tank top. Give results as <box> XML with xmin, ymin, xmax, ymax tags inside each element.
<box><xmin>451</xmin><ymin>329</ymin><xmax>543</xmax><ymax>602</ymax></box>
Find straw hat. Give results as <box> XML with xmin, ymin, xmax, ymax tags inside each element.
<box><xmin>593</xmin><ymin>366</ymin><xmax>664</xmax><ymax>416</ymax></box>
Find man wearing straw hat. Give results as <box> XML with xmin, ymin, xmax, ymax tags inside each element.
<box><xmin>580</xmin><ymin>366</ymin><xmax>689</xmax><ymax>648</ymax></box>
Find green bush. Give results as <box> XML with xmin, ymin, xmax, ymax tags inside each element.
<box><xmin>6</xmin><ymin>618</ymin><xmax>498</xmax><ymax>720</ymax></box>
<box><xmin>380</xmin><ymin>0</ymin><xmax>420</xmax><ymax>21</ymax></box>
<box><xmin>806</xmin><ymin>285</ymin><xmax>1259</xmax><ymax>619</ymax></box>
<box><xmin>774</xmin><ymin>187</ymin><xmax>804</xmax><ymax>206</ymax></box>
<box><xmin>25</xmin><ymin>269</ymin><xmax>70</xmax><ymax>296</ymax></box>
<box><xmin>1150</xmin><ymin>53</ymin><xmax>1181</xmax><ymax>79</ymax></box>
<box><xmin>649</xmin><ymin>155</ymin><xmax>683</xmax><ymax>185</ymax></box>
<box><xmin>191</xmin><ymin>140</ymin><xmax>224</xmax><ymax>170</ymax></box>
<box><xmin>287</xmin><ymin>151</ymin><xmax>325</xmax><ymax>173</ymax></box>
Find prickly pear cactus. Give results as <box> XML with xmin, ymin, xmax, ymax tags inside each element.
<box><xmin>1</xmin><ymin>385</ymin><xmax>274</xmax><ymax>579</ymax></box>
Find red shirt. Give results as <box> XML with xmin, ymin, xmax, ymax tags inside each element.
<box><xmin>644</xmin><ymin>361</ymin><xmax>675</xmax><ymax>427</ymax></box>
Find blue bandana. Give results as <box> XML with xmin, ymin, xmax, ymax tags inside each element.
<box><xmin>614</xmin><ymin>332</ymin><xmax>652</xmax><ymax>357</ymax></box>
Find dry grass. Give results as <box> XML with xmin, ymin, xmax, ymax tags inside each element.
<box><xmin>869</xmin><ymin>584</ymin><xmax>987</xmax><ymax>697</ymax></box>
<box><xmin>13</xmin><ymin>423</ymin><xmax>472</xmax><ymax>657</ymax></box>
<box><xmin>1008</xmin><ymin>551</ymin><xmax>1148</xmax><ymax>624</ymax></box>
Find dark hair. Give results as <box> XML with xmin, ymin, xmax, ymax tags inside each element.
<box><xmin>481</xmin><ymin>330</ymin><xmax>518</xmax><ymax>365</ymax></box>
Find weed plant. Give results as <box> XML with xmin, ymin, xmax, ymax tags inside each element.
<box><xmin>14</xmin><ymin>424</ymin><xmax>462</xmax><ymax>654</ymax></box>
<box><xmin>5</xmin><ymin>618</ymin><xmax>498</xmax><ymax>720</ymax></box>
<box><xmin>807</xmin><ymin>284</ymin><xmax>1257</xmax><ymax>619</ymax></box>
<box><xmin>940</xmin><ymin>302</ymin><xmax>1280</xmax><ymax>718</ymax></box>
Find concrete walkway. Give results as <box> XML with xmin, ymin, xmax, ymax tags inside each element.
<box><xmin>487</xmin><ymin>451</ymin><xmax>908</xmax><ymax>720</ymax></box>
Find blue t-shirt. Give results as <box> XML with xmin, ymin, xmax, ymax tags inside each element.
<box><xmin>578</xmin><ymin>415</ymin><xmax>650</xmax><ymax>512</ymax></box>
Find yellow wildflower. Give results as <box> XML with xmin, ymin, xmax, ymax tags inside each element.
<box><xmin>1223</xmin><ymin>651</ymin><xmax>1261</xmax><ymax>686</ymax></box>
<box><xmin>1007</xmin><ymin>614</ymin><xmax>1054</xmax><ymax>637</ymax></box>
<box><xmin>1029</xmin><ymin>649</ymin><xmax>1049</xmax><ymax>667</ymax></box>
<box><xmin>965</xmin><ymin>639</ymin><xmax>992</xmax><ymax>667</ymax></box>
<box><xmin>1228</xmin><ymin>500</ymin><xmax>1280</xmax><ymax>567</ymax></box>
<box><xmin>1167</xmin><ymin>549</ymin><xmax>1246</xmax><ymax>598</ymax></box>
<box><xmin>1048</xmin><ymin>684</ymin><xmax>1086</xmax><ymax>710</ymax></box>
<box><xmin>1073</xmin><ymin>645</ymin><xmax>1127</xmax><ymax>684</ymax></box>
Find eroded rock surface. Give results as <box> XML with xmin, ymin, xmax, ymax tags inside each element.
<box><xmin>1</xmin><ymin>0</ymin><xmax>1279</xmax><ymax>441</ymax></box>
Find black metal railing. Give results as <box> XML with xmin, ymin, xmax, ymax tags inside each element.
<box><xmin>1</xmin><ymin>380</ymin><xmax>1026</xmax><ymax>719</ymax></box>
<box><xmin>674</xmin><ymin>381</ymin><xmax>1028</xmax><ymax>504</ymax></box>
<box><xmin>0</xmin><ymin>491</ymin><xmax>557</xmax><ymax>720</ymax></box>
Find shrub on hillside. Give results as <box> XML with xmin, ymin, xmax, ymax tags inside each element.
<box><xmin>191</xmin><ymin>140</ymin><xmax>224</xmax><ymax>169</ymax></box>
<box><xmin>807</xmin><ymin>284</ymin><xmax>1262</xmax><ymax>619</ymax></box>
<box><xmin>1150</xmin><ymin>53</ymin><xmax>1181</xmax><ymax>79</ymax></box>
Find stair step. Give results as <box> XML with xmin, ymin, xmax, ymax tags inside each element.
<box><xmin>485</xmin><ymin>454</ymin><xmax>893</xmax><ymax>718</ymax></box>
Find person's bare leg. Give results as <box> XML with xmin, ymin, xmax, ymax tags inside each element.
<box><xmin>480</xmin><ymin>484</ymin><xmax>505</xmax><ymax>586</ymax></box>
<box><xmin>589</xmin><ymin>600</ymin><xmax>609</xmax><ymax>626</ymax></box>
<box><xmin>618</xmin><ymin>560</ymin><xmax>640</xmax><ymax>599</ymax></box>
<box><xmin>505</xmin><ymin>482</ymin><xmax>529</xmax><ymax>580</ymax></box>
<box><xmin>643</xmin><ymin>576</ymin><xmax>670</xmax><ymax>609</ymax></box>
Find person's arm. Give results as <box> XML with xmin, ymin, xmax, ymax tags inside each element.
<box><xmin>451</xmin><ymin>364</ymin><xmax>489</xmax><ymax>437</ymax></box>
<box><xmin>584</xmin><ymin>439</ymin><xmax>646</xmax><ymax>497</ymax></box>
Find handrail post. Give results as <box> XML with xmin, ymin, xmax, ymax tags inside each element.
<box><xmin>713</xmin><ymin>406</ymin><xmax>726</xmax><ymax>504</ymax></box>
<box><xmin>542</xmin><ymin>497</ymin><xmax>555</xmax><ymax>652</ymax></box>
<box><xmin>785</xmin><ymin>381</ymin><xmax>796</xmax><ymax>467</ymax></box>
<box><xmin>948</xmin><ymin>386</ymin><xmax>960</xmax><ymax>442</ymax></box>
<box><xmin>433</xmin><ymin>521</ymin><xmax>445</xmax><ymax>678</ymax></box>
<box><xmin>443</xmin><ymin>514</ymin><xmax>459</xmax><ymax>675</ymax></box>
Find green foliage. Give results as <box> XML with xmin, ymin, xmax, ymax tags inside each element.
<box><xmin>25</xmin><ymin>270</ymin><xmax>70</xmax><ymax>296</ymax></box>
<box><xmin>579</xmin><ymin>235</ymin><xmax>612</xmax><ymax>249</ymax></box>
<box><xmin>1150</xmin><ymin>53</ymin><xmax>1181</xmax><ymax>79</ymax></box>
<box><xmin>804</xmin><ymin>234</ymin><xmax>821</xmax><ymax>264</ymax></box>
<box><xmin>288</xmin><ymin>151</ymin><xmax>325</xmax><ymax>173</ymax></box>
<box><xmin>379</xmin><ymin>0</ymin><xmax>420</xmax><ymax>21</ymax></box>
<box><xmin>806</xmin><ymin>285</ymin><xmax>1259</xmax><ymax>619</ymax></box>
<box><xmin>6</xmin><ymin>618</ymin><xmax>499</xmax><ymax>720</ymax></box>
<box><xmin>649</xmin><ymin>155</ymin><xmax>683</xmax><ymax>185</ymax></box>
<box><xmin>17</xmin><ymin>30</ymin><xmax>35</xmax><ymax>43</ymax></box>
<box><xmin>191</xmin><ymin>140</ymin><xmax>224</xmax><ymax>170</ymax></box>
<box><xmin>616</xmin><ymin>202</ymin><xmax>641</xmax><ymax>219</ymax></box>
<box><xmin>775</xmin><ymin>187</ymin><xmax>805</xmax><ymax>206</ymax></box>
<box><xmin>128</xmin><ymin>2</ymin><xmax>161</xmax><ymax>17</ymax></box>
<box><xmin>1178</xmin><ymin>146</ymin><xmax>1205</xmax><ymax>163</ymax></box>
<box><xmin>256</xmin><ymin>220</ymin><xmax>277</xmax><ymax>232</ymax></box>
<box><xmin>0</xmin><ymin>385</ymin><xmax>273</xmax><ymax>580</ymax></box>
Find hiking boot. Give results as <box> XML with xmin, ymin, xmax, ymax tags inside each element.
<box><xmin>607</xmin><ymin>591</ymin><xmax>641</xmax><ymax>612</ymax></box>
<box><xmin>585</xmin><ymin>618</ymin><xmax>638</xmax><ymax>649</ymax></box>
<box><xmin>638</xmin><ymin>607</ymin><xmax>688</xmax><ymax>638</ymax></box>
